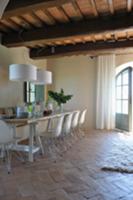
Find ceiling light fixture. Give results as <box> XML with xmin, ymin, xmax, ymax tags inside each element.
<box><xmin>9</xmin><ymin>64</ymin><xmax>37</xmax><ymax>82</ymax></box>
<box><xmin>35</xmin><ymin>69</ymin><xmax>52</xmax><ymax>85</ymax></box>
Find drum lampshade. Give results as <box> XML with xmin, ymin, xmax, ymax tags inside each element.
<box><xmin>9</xmin><ymin>64</ymin><xmax>37</xmax><ymax>81</ymax></box>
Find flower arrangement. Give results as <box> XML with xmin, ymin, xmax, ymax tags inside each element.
<box><xmin>48</xmin><ymin>88</ymin><xmax>73</xmax><ymax>107</ymax></box>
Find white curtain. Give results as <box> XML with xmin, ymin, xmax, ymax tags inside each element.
<box><xmin>0</xmin><ymin>0</ymin><xmax>10</xmax><ymax>18</ymax></box>
<box><xmin>96</xmin><ymin>54</ymin><xmax>116</xmax><ymax>130</ymax></box>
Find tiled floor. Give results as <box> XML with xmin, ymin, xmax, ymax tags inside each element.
<box><xmin>1</xmin><ymin>130</ymin><xmax>133</xmax><ymax>200</ymax></box>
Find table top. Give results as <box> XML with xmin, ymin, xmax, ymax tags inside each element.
<box><xmin>4</xmin><ymin>110</ymin><xmax>76</xmax><ymax>125</ymax></box>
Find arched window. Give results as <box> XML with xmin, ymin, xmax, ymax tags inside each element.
<box><xmin>115</xmin><ymin>67</ymin><xmax>132</xmax><ymax>131</ymax></box>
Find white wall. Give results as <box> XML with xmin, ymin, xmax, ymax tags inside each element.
<box><xmin>0</xmin><ymin>45</ymin><xmax>47</xmax><ymax>139</ymax></box>
<box><xmin>0</xmin><ymin>45</ymin><xmax>47</xmax><ymax>107</ymax></box>
<box><xmin>1</xmin><ymin>44</ymin><xmax>132</xmax><ymax>131</ymax></box>
<box><xmin>47</xmin><ymin>55</ymin><xmax>97</xmax><ymax>130</ymax></box>
<box><xmin>116</xmin><ymin>54</ymin><xmax>133</xmax><ymax>67</ymax></box>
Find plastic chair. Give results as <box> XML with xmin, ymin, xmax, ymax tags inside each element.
<box><xmin>71</xmin><ymin>110</ymin><xmax>80</xmax><ymax>140</ymax></box>
<box><xmin>0</xmin><ymin>120</ymin><xmax>14</xmax><ymax>173</ymax></box>
<box><xmin>62</xmin><ymin>113</ymin><xmax>73</xmax><ymax>135</ymax></box>
<box><xmin>71</xmin><ymin>111</ymin><xmax>80</xmax><ymax>131</ymax></box>
<box><xmin>38</xmin><ymin>115</ymin><xmax>64</xmax><ymax>157</ymax></box>
<box><xmin>60</xmin><ymin>112</ymin><xmax>73</xmax><ymax>150</ymax></box>
<box><xmin>78</xmin><ymin>109</ymin><xmax>87</xmax><ymax>136</ymax></box>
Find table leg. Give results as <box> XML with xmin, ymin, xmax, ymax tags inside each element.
<box><xmin>47</xmin><ymin>118</ymin><xmax>52</xmax><ymax>131</ymax></box>
<box><xmin>12</xmin><ymin>125</ymin><xmax>17</xmax><ymax>145</ymax></box>
<box><xmin>29</xmin><ymin>124</ymin><xmax>34</xmax><ymax>162</ymax></box>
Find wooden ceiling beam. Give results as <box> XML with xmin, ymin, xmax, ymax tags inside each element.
<box><xmin>107</xmin><ymin>0</ymin><xmax>114</xmax><ymax>14</ymax></box>
<box><xmin>3</xmin><ymin>0</ymin><xmax>74</xmax><ymax>19</ymax></box>
<box><xmin>90</xmin><ymin>0</ymin><xmax>98</xmax><ymax>17</ymax></box>
<box><xmin>30</xmin><ymin>39</ymin><xmax>133</xmax><ymax>59</ymax></box>
<box><xmin>3</xmin><ymin>13</ymin><xmax>133</xmax><ymax>47</ymax></box>
<box><xmin>127</xmin><ymin>0</ymin><xmax>132</xmax><ymax>12</ymax></box>
<box><xmin>71</xmin><ymin>1</ymin><xmax>83</xmax><ymax>18</ymax></box>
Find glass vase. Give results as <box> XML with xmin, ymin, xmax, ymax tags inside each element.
<box><xmin>59</xmin><ymin>103</ymin><xmax>64</xmax><ymax>113</ymax></box>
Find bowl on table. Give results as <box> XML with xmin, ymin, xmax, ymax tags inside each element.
<box><xmin>43</xmin><ymin>110</ymin><xmax>52</xmax><ymax>116</ymax></box>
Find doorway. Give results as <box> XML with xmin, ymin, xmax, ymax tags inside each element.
<box><xmin>115</xmin><ymin>67</ymin><xmax>132</xmax><ymax>131</ymax></box>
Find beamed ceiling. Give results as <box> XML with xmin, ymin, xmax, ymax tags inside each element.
<box><xmin>1</xmin><ymin>0</ymin><xmax>133</xmax><ymax>59</ymax></box>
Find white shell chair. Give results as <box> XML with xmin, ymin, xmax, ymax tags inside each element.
<box><xmin>60</xmin><ymin>112</ymin><xmax>73</xmax><ymax>151</ymax></box>
<box><xmin>0</xmin><ymin>120</ymin><xmax>14</xmax><ymax>173</ymax></box>
<box><xmin>62</xmin><ymin>113</ymin><xmax>73</xmax><ymax>135</ymax></box>
<box><xmin>78</xmin><ymin>109</ymin><xmax>87</xmax><ymax>136</ymax></box>
<box><xmin>71</xmin><ymin>111</ymin><xmax>80</xmax><ymax>131</ymax></box>
<box><xmin>38</xmin><ymin>115</ymin><xmax>64</xmax><ymax>157</ymax></box>
<box><xmin>71</xmin><ymin>110</ymin><xmax>80</xmax><ymax>140</ymax></box>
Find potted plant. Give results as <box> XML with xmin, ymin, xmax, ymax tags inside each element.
<box><xmin>48</xmin><ymin>88</ymin><xmax>73</xmax><ymax>112</ymax></box>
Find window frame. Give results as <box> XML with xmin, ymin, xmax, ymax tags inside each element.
<box><xmin>24</xmin><ymin>82</ymin><xmax>36</xmax><ymax>103</ymax></box>
<box><xmin>24</xmin><ymin>82</ymin><xmax>45</xmax><ymax>103</ymax></box>
<box><xmin>115</xmin><ymin>67</ymin><xmax>132</xmax><ymax>114</ymax></box>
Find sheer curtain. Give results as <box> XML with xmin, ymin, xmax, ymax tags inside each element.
<box><xmin>0</xmin><ymin>0</ymin><xmax>10</xmax><ymax>18</ymax></box>
<box><xmin>96</xmin><ymin>55</ymin><xmax>116</xmax><ymax>130</ymax></box>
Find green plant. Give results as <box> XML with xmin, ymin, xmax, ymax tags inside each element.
<box><xmin>48</xmin><ymin>89</ymin><xmax>73</xmax><ymax>106</ymax></box>
<box><xmin>27</xmin><ymin>103</ymin><xmax>33</xmax><ymax>113</ymax></box>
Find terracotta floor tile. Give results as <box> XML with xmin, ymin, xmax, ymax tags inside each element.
<box><xmin>0</xmin><ymin>130</ymin><xmax>133</xmax><ymax>200</ymax></box>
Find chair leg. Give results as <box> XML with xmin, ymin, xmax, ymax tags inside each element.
<box><xmin>44</xmin><ymin>138</ymin><xmax>55</xmax><ymax>159</ymax></box>
<box><xmin>0</xmin><ymin>145</ymin><xmax>5</xmax><ymax>160</ymax></box>
<box><xmin>54</xmin><ymin>137</ymin><xmax>65</xmax><ymax>156</ymax></box>
<box><xmin>76</xmin><ymin>127</ymin><xmax>82</xmax><ymax>139</ymax></box>
<box><xmin>79</xmin><ymin>127</ymin><xmax>85</xmax><ymax>137</ymax></box>
<box><xmin>5</xmin><ymin>145</ymin><xmax>11</xmax><ymax>174</ymax></box>
<box><xmin>35</xmin><ymin>135</ymin><xmax>45</xmax><ymax>156</ymax></box>
<box><xmin>52</xmin><ymin>138</ymin><xmax>60</xmax><ymax>154</ymax></box>
<box><xmin>50</xmin><ymin>138</ymin><xmax>59</xmax><ymax>160</ymax></box>
<box><xmin>47</xmin><ymin>138</ymin><xmax>53</xmax><ymax>155</ymax></box>
<box><xmin>43</xmin><ymin>138</ymin><xmax>54</xmax><ymax>157</ymax></box>
<box><xmin>42</xmin><ymin>138</ymin><xmax>50</xmax><ymax>156</ymax></box>
<box><xmin>12</xmin><ymin>149</ymin><xmax>26</xmax><ymax>163</ymax></box>
<box><xmin>64</xmin><ymin>135</ymin><xmax>72</xmax><ymax>150</ymax></box>
<box><xmin>70</xmin><ymin>129</ymin><xmax>77</xmax><ymax>143</ymax></box>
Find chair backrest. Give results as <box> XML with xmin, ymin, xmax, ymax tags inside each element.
<box><xmin>54</xmin><ymin>115</ymin><xmax>64</xmax><ymax>137</ymax></box>
<box><xmin>0</xmin><ymin>120</ymin><xmax>13</xmax><ymax>144</ymax></box>
<box><xmin>79</xmin><ymin>109</ymin><xmax>87</xmax><ymax>126</ymax></box>
<box><xmin>62</xmin><ymin>113</ymin><xmax>73</xmax><ymax>135</ymax></box>
<box><xmin>71</xmin><ymin>111</ymin><xmax>80</xmax><ymax>129</ymax></box>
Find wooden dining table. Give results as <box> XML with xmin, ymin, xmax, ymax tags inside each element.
<box><xmin>5</xmin><ymin>111</ymin><xmax>73</xmax><ymax>162</ymax></box>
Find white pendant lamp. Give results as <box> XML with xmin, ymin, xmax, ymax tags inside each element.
<box><xmin>9</xmin><ymin>64</ymin><xmax>37</xmax><ymax>82</ymax></box>
<box><xmin>35</xmin><ymin>69</ymin><xmax>52</xmax><ymax>85</ymax></box>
